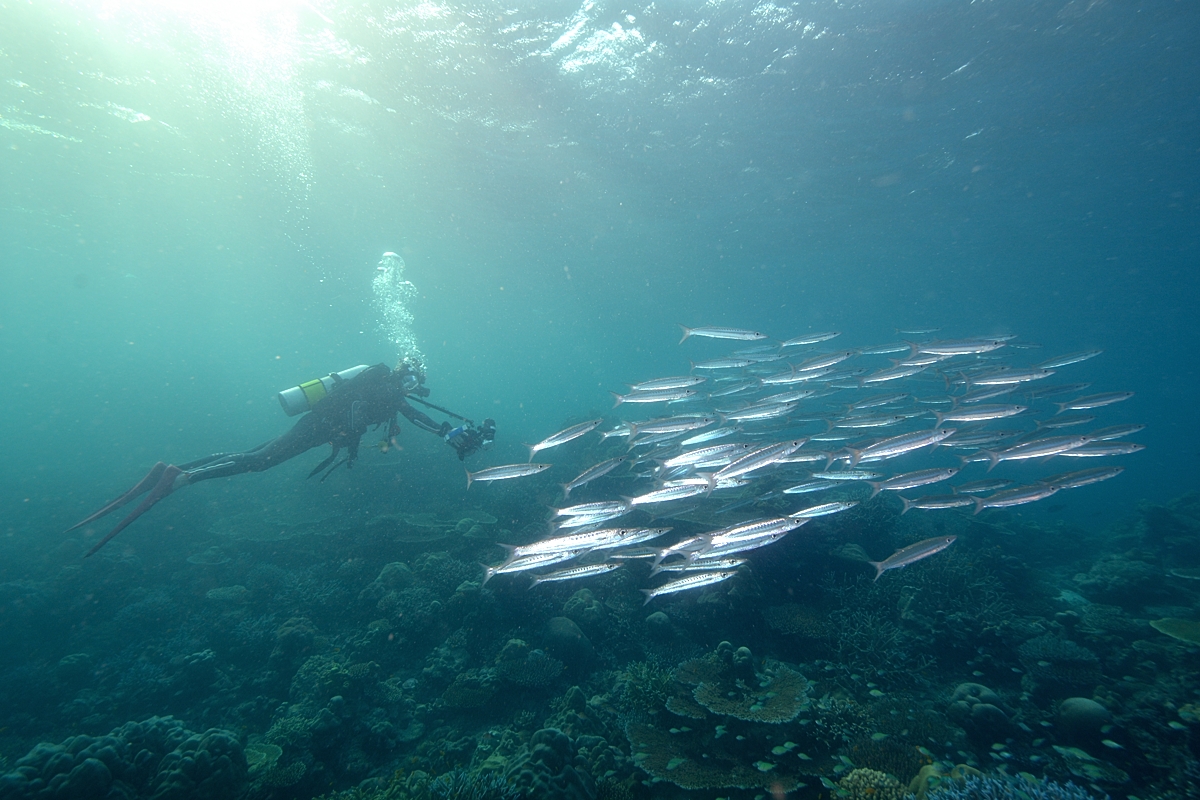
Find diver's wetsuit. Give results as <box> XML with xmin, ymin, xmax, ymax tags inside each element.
<box><xmin>178</xmin><ymin>363</ymin><xmax>442</xmax><ymax>483</ymax></box>
<box><xmin>68</xmin><ymin>362</ymin><xmax>491</xmax><ymax>557</ymax></box>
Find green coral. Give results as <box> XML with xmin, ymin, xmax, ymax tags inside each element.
<box><xmin>627</xmin><ymin>721</ymin><xmax>799</xmax><ymax>792</ymax></box>
<box><xmin>441</xmin><ymin>669</ymin><xmax>498</xmax><ymax>709</ymax></box>
<box><xmin>244</xmin><ymin>742</ymin><xmax>282</xmax><ymax>776</ymax></box>
<box><xmin>205</xmin><ymin>585</ymin><xmax>249</xmax><ymax>602</ymax></box>
<box><xmin>691</xmin><ymin>661</ymin><xmax>810</xmax><ymax>723</ymax></box>
<box><xmin>838</xmin><ymin>767</ymin><xmax>905</xmax><ymax>800</ymax></box>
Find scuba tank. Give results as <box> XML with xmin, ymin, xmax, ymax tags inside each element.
<box><xmin>277</xmin><ymin>365</ymin><xmax>370</xmax><ymax>416</ymax></box>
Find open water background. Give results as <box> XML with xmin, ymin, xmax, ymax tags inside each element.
<box><xmin>1</xmin><ymin>0</ymin><xmax>1197</xmax><ymax>544</ymax></box>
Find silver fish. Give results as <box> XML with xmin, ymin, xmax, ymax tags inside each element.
<box><xmin>973</xmin><ymin>483</ymin><xmax>1059</xmax><ymax>513</ymax></box>
<box><xmin>641</xmin><ymin>570</ymin><xmax>739</xmax><ymax>604</ymax></box>
<box><xmin>793</xmin><ymin>350</ymin><xmax>857</xmax><ymax>372</ymax></box>
<box><xmin>1035</xmin><ymin>414</ymin><xmax>1096</xmax><ymax>430</ymax></box>
<box><xmin>1035</xmin><ymin>350</ymin><xmax>1103</xmax><ymax>369</ymax></box>
<box><xmin>1055</xmin><ymin>391</ymin><xmax>1134</xmax><ymax>413</ymax></box>
<box><xmin>952</xmin><ymin>478</ymin><xmax>1014</xmax><ymax>494</ymax></box>
<box><xmin>1086</xmin><ymin>424</ymin><xmax>1146</xmax><ymax>441</ymax></box>
<box><xmin>679</xmin><ymin>325</ymin><xmax>770</xmax><ymax>344</ymax></box>
<box><xmin>834</xmin><ymin>414</ymin><xmax>910</xmax><ymax>429</ymax></box>
<box><xmin>867</xmin><ymin>468</ymin><xmax>959</xmax><ymax>499</ymax></box>
<box><xmin>652</xmin><ymin>557</ymin><xmax>748</xmax><ymax>575</ymax></box>
<box><xmin>628</xmin><ymin>375</ymin><xmax>708</xmax><ymax>391</ymax></box>
<box><xmin>700</xmin><ymin>531</ymin><xmax>793</xmax><ymax>559</ymax></box>
<box><xmin>611</xmin><ymin>388</ymin><xmax>698</xmax><ymax>406</ymax></box>
<box><xmin>482</xmin><ymin>549</ymin><xmax>589</xmax><ymax>584</ymax></box>
<box><xmin>1041</xmin><ymin>467</ymin><xmax>1124</xmax><ymax>490</ymax></box>
<box><xmin>753</xmin><ymin>389</ymin><xmax>818</xmax><ymax>405</ymax></box>
<box><xmin>467</xmin><ymin>463</ymin><xmax>552</xmax><ymax>489</ymax></box>
<box><xmin>978</xmin><ymin>435</ymin><xmax>1092</xmax><ymax>471</ymax></box>
<box><xmin>810</xmin><ymin>470</ymin><xmax>885</xmax><ymax>481</ymax></box>
<box><xmin>1055</xmin><ymin>442</ymin><xmax>1145</xmax><ymax>457</ymax></box>
<box><xmin>956</xmin><ymin>385</ymin><xmax>1016</xmax><ymax>404</ymax></box>
<box><xmin>851</xmin><ymin>393</ymin><xmax>910</xmax><ymax>410</ymax></box>
<box><xmin>862</xmin><ymin>364</ymin><xmax>926</xmax><ymax>384</ymax></box>
<box><xmin>789</xmin><ymin>501</ymin><xmax>858</xmax><ymax>518</ymax></box>
<box><xmin>713</xmin><ymin>439</ymin><xmax>807</xmax><ymax>480</ymax></box>
<box><xmin>691</xmin><ymin>357</ymin><xmax>754</xmax><ymax>370</ymax></box>
<box><xmin>917</xmin><ymin>338</ymin><xmax>1010</xmax><ymax>356</ymax></box>
<box><xmin>722</xmin><ymin>402</ymin><xmax>798</xmax><ymax>422</ymax></box>
<box><xmin>503</xmin><ymin>527</ymin><xmax>673</xmax><ymax>560</ymax></box>
<box><xmin>660</xmin><ymin>443</ymin><xmax>756</xmax><ymax>469</ymax></box>
<box><xmin>845</xmin><ymin>428</ymin><xmax>956</xmax><ymax>466</ymax></box>
<box><xmin>933</xmin><ymin>404</ymin><xmax>1027</xmax><ymax>425</ymax></box>
<box><xmin>530</xmin><ymin>563</ymin><xmax>621</xmax><ymax>587</ymax></box>
<box><xmin>708</xmin><ymin>517</ymin><xmax>805</xmax><ymax>545</ymax></box>
<box><xmin>760</xmin><ymin>366</ymin><xmax>837</xmax><ymax>385</ymax></box>
<box><xmin>562</xmin><ymin>456</ymin><xmax>627</xmax><ymax>499</ymax></box>
<box><xmin>625</xmin><ymin>483</ymin><xmax>713</xmax><ymax>506</ymax></box>
<box><xmin>969</xmin><ymin>368</ymin><xmax>1054</xmax><ymax>386</ymax></box>
<box><xmin>708</xmin><ymin>379</ymin><xmax>763</xmax><ymax>398</ymax></box>
<box><xmin>899</xmin><ymin>495</ymin><xmax>976</xmax><ymax>514</ymax></box>
<box><xmin>782</xmin><ymin>479</ymin><xmax>840</xmax><ymax>495</ymax></box>
<box><xmin>629</xmin><ymin>415</ymin><xmax>718</xmax><ymax>437</ymax></box>
<box><xmin>781</xmin><ymin>332</ymin><xmax>841</xmax><ymax>347</ymax></box>
<box><xmin>941</xmin><ymin>430</ymin><xmax>1022</xmax><ymax>448</ymax></box>
<box><xmin>1024</xmin><ymin>382</ymin><xmax>1091</xmax><ymax>399</ymax></box>
<box><xmin>858</xmin><ymin>343</ymin><xmax>912</xmax><ymax>355</ymax></box>
<box><xmin>681</xmin><ymin>426</ymin><xmax>742</xmax><ymax>445</ymax></box>
<box><xmin>553</xmin><ymin>500</ymin><xmax>631</xmax><ymax>517</ymax></box>
<box><xmin>869</xmin><ymin>535</ymin><xmax>957</xmax><ymax>580</ymax></box>
<box><xmin>526</xmin><ymin>419</ymin><xmax>603</xmax><ymax>461</ymax></box>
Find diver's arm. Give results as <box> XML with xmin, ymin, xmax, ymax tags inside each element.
<box><xmin>397</xmin><ymin>398</ymin><xmax>446</xmax><ymax>436</ymax></box>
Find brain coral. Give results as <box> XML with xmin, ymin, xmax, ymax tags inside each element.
<box><xmin>0</xmin><ymin>716</ymin><xmax>246</xmax><ymax>800</ymax></box>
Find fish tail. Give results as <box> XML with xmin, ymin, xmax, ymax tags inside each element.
<box><xmin>1054</xmin><ymin>401</ymin><xmax>1068</xmax><ymax>415</ymax></box>
<box><xmin>934</xmin><ymin>411</ymin><xmax>946</xmax><ymax>428</ymax></box>
<box><xmin>678</xmin><ymin>324</ymin><xmax>692</xmax><ymax>344</ymax></box>
<box><xmin>524</xmin><ymin>444</ymin><xmax>537</xmax><ymax>463</ymax></box>
<box><xmin>465</xmin><ymin>468</ymin><xmax>474</xmax><ymax>489</ymax></box>
<box><xmin>868</xmin><ymin>482</ymin><xmax>882</xmax><ymax>500</ymax></box>
<box><xmin>983</xmin><ymin>450</ymin><xmax>999</xmax><ymax>472</ymax></box>
<box><xmin>641</xmin><ymin>589</ymin><xmax>655</xmax><ymax>605</ymax></box>
<box><xmin>610</xmin><ymin>391</ymin><xmax>625</xmax><ymax>408</ymax></box>
<box><xmin>899</xmin><ymin>497</ymin><xmax>913</xmax><ymax>515</ymax></box>
<box><xmin>528</xmin><ymin>575</ymin><xmax>543</xmax><ymax>589</ymax></box>
<box><xmin>480</xmin><ymin>563</ymin><xmax>496</xmax><ymax>585</ymax></box>
<box><xmin>869</xmin><ymin>561</ymin><xmax>884</xmax><ymax>581</ymax></box>
<box><xmin>560</xmin><ymin>483</ymin><xmax>572</xmax><ymax>500</ymax></box>
<box><xmin>972</xmin><ymin>497</ymin><xmax>985</xmax><ymax>515</ymax></box>
<box><xmin>847</xmin><ymin>448</ymin><xmax>863</xmax><ymax>468</ymax></box>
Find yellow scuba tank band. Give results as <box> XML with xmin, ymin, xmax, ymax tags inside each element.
<box><xmin>300</xmin><ymin>379</ymin><xmax>328</xmax><ymax>407</ymax></box>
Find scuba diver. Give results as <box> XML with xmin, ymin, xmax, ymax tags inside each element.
<box><xmin>67</xmin><ymin>360</ymin><xmax>496</xmax><ymax>557</ymax></box>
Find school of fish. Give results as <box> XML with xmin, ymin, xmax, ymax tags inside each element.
<box><xmin>468</xmin><ymin>326</ymin><xmax>1142</xmax><ymax>602</ymax></box>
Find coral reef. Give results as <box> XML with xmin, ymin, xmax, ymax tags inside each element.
<box><xmin>927</xmin><ymin>772</ymin><xmax>1106</xmax><ymax>800</ymax></box>
<box><xmin>838</xmin><ymin>767</ymin><xmax>906</xmax><ymax>800</ymax></box>
<box><xmin>0</xmin><ymin>716</ymin><xmax>246</xmax><ymax>799</ymax></box>
<box><xmin>1017</xmin><ymin>635</ymin><xmax>1103</xmax><ymax>698</ymax></box>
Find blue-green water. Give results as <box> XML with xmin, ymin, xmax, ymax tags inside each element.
<box><xmin>0</xmin><ymin>2</ymin><xmax>1197</xmax><ymax>799</ymax></box>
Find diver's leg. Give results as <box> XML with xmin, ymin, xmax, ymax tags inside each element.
<box><xmin>83</xmin><ymin>464</ymin><xmax>184</xmax><ymax>557</ymax></box>
<box><xmin>64</xmin><ymin>462</ymin><xmax>170</xmax><ymax>533</ymax></box>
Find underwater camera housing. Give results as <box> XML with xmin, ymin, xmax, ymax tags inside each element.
<box><xmin>278</xmin><ymin>365</ymin><xmax>370</xmax><ymax>416</ymax></box>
